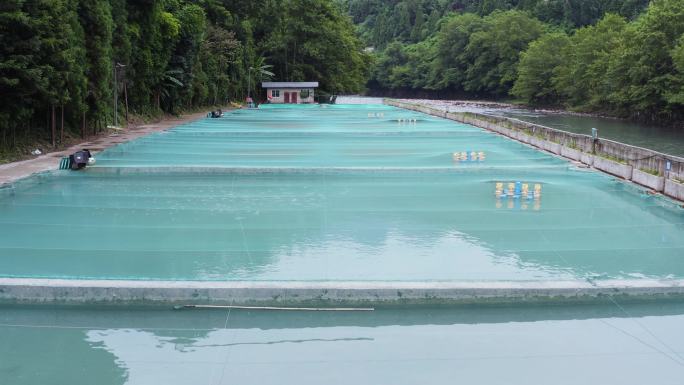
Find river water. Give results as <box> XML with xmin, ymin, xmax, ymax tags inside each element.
<box><xmin>492</xmin><ymin>109</ymin><xmax>684</xmax><ymax>157</ymax></box>
<box><xmin>390</xmin><ymin>98</ymin><xmax>684</xmax><ymax>157</ymax></box>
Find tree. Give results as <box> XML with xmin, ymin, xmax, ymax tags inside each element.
<box><xmin>0</xmin><ymin>0</ymin><xmax>378</xmax><ymax>161</ymax></box>
<box><xmin>263</xmin><ymin>0</ymin><xmax>370</xmax><ymax>94</ymax></box>
<box><xmin>668</xmin><ymin>34</ymin><xmax>684</xmax><ymax>105</ymax></box>
<box><xmin>248</xmin><ymin>56</ymin><xmax>275</xmax><ymax>98</ymax></box>
<box><xmin>198</xmin><ymin>24</ymin><xmax>240</xmax><ymax>105</ymax></box>
<box><xmin>604</xmin><ymin>0</ymin><xmax>684</xmax><ymax>121</ymax></box>
<box><xmin>78</xmin><ymin>0</ymin><xmax>113</xmax><ymax>128</ymax></box>
<box><xmin>0</xmin><ymin>0</ymin><xmax>47</xmax><ymax>146</ymax></box>
<box><xmin>512</xmin><ymin>32</ymin><xmax>570</xmax><ymax>103</ymax></box>
<box><xmin>167</xmin><ymin>3</ymin><xmax>206</xmax><ymax>111</ymax></box>
<box><xmin>463</xmin><ymin>10</ymin><xmax>546</xmax><ymax>95</ymax></box>
<box><xmin>432</xmin><ymin>13</ymin><xmax>486</xmax><ymax>90</ymax></box>
<box><xmin>553</xmin><ymin>14</ymin><xmax>627</xmax><ymax>109</ymax></box>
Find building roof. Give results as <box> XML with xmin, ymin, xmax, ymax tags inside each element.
<box><xmin>262</xmin><ymin>82</ymin><xmax>319</xmax><ymax>88</ymax></box>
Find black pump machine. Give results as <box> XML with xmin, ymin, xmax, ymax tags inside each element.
<box><xmin>59</xmin><ymin>149</ymin><xmax>94</xmax><ymax>170</ymax></box>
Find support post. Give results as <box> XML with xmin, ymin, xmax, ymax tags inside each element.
<box><xmin>124</xmin><ymin>82</ymin><xmax>129</xmax><ymax>126</ymax></box>
<box><xmin>51</xmin><ymin>105</ymin><xmax>56</xmax><ymax>148</ymax></box>
<box><xmin>60</xmin><ymin>105</ymin><xmax>64</xmax><ymax>144</ymax></box>
<box><xmin>113</xmin><ymin>64</ymin><xmax>118</xmax><ymax>128</ymax></box>
<box><xmin>247</xmin><ymin>68</ymin><xmax>251</xmax><ymax>100</ymax></box>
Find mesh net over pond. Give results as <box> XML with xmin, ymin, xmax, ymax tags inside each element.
<box><xmin>0</xmin><ymin>104</ymin><xmax>682</xmax><ymax>281</ymax></box>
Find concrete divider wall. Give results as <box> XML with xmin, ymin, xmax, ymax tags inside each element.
<box><xmin>386</xmin><ymin>99</ymin><xmax>684</xmax><ymax>202</ymax></box>
<box><xmin>560</xmin><ymin>146</ymin><xmax>582</xmax><ymax>161</ymax></box>
<box><xmin>665</xmin><ymin>179</ymin><xmax>684</xmax><ymax>201</ymax></box>
<box><xmin>632</xmin><ymin>169</ymin><xmax>666</xmax><ymax>191</ymax></box>
<box><xmin>580</xmin><ymin>152</ymin><xmax>595</xmax><ymax>166</ymax></box>
<box><xmin>3</xmin><ymin>278</ymin><xmax>684</xmax><ymax>305</ymax></box>
<box><xmin>593</xmin><ymin>157</ymin><xmax>633</xmax><ymax>180</ymax></box>
<box><xmin>541</xmin><ymin>140</ymin><xmax>561</xmax><ymax>155</ymax></box>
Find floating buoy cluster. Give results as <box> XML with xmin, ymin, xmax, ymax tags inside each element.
<box><xmin>496</xmin><ymin>181</ymin><xmax>542</xmax><ymax>199</ymax></box>
<box><xmin>495</xmin><ymin>182</ymin><xmax>542</xmax><ymax>210</ymax></box>
<box><xmin>453</xmin><ymin>151</ymin><xmax>486</xmax><ymax>162</ymax></box>
<box><xmin>367</xmin><ymin>112</ymin><xmax>384</xmax><ymax>118</ymax></box>
<box><xmin>397</xmin><ymin>118</ymin><xmax>417</xmax><ymax>124</ymax></box>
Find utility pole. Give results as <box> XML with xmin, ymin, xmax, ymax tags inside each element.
<box><xmin>114</xmin><ymin>63</ymin><xmax>126</xmax><ymax>127</ymax></box>
<box><xmin>247</xmin><ymin>67</ymin><xmax>253</xmax><ymax>100</ymax></box>
<box><xmin>113</xmin><ymin>64</ymin><xmax>117</xmax><ymax>127</ymax></box>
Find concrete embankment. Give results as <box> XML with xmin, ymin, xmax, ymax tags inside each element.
<box><xmin>0</xmin><ymin>110</ymin><xmax>214</xmax><ymax>186</ymax></box>
<box><xmin>2</xmin><ymin>278</ymin><xmax>684</xmax><ymax>306</ymax></box>
<box><xmin>386</xmin><ymin>99</ymin><xmax>684</xmax><ymax>203</ymax></box>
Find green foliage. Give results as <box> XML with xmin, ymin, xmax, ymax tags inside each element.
<box><xmin>604</xmin><ymin>0</ymin><xmax>684</xmax><ymax>121</ymax></box>
<box><xmin>670</xmin><ymin>35</ymin><xmax>684</xmax><ymax>105</ymax></box>
<box><xmin>552</xmin><ymin>14</ymin><xmax>627</xmax><ymax>108</ymax></box>
<box><xmin>368</xmin><ymin>10</ymin><xmax>546</xmax><ymax>96</ymax></box>
<box><xmin>369</xmin><ymin>40</ymin><xmax>437</xmax><ymax>90</ymax></box>
<box><xmin>432</xmin><ymin>13</ymin><xmax>486</xmax><ymax>89</ymax></box>
<box><xmin>339</xmin><ymin>0</ymin><xmax>648</xmax><ymax>49</ymax></box>
<box><xmin>360</xmin><ymin>0</ymin><xmax>681</xmax><ymax>126</ymax></box>
<box><xmin>524</xmin><ymin>0</ymin><xmax>684</xmax><ymax>123</ymax></box>
<box><xmin>166</xmin><ymin>3</ymin><xmax>206</xmax><ymax>112</ymax></box>
<box><xmin>247</xmin><ymin>56</ymin><xmax>275</xmax><ymax>97</ymax></box>
<box><xmin>512</xmin><ymin>32</ymin><xmax>570</xmax><ymax>103</ymax></box>
<box><xmin>79</xmin><ymin>0</ymin><xmax>114</xmax><ymax>123</ymax></box>
<box><xmin>340</xmin><ymin>0</ymin><xmax>449</xmax><ymax>48</ymax></box>
<box><xmin>198</xmin><ymin>24</ymin><xmax>240</xmax><ymax>105</ymax></box>
<box><xmin>0</xmin><ymin>0</ymin><xmax>87</xmax><ymax>148</ymax></box>
<box><xmin>462</xmin><ymin>10</ymin><xmax>545</xmax><ymax>95</ymax></box>
<box><xmin>0</xmin><ymin>0</ymin><xmax>369</xmax><ymax>158</ymax></box>
<box><xmin>264</xmin><ymin>0</ymin><xmax>369</xmax><ymax>94</ymax></box>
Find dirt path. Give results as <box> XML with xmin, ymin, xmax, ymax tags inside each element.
<box><xmin>0</xmin><ymin>110</ymin><xmax>214</xmax><ymax>185</ymax></box>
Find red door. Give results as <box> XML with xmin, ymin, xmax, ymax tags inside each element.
<box><xmin>291</xmin><ymin>92</ymin><xmax>298</xmax><ymax>104</ymax></box>
<box><xmin>284</xmin><ymin>92</ymin><xmax>290</xmax><ymax>103</ymax></box>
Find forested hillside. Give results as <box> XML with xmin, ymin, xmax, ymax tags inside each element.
<box><xmin>342</xmin><ymin>0</ymin><xmax>684</xmax><ymax>125</ymax></box>
<box><xmin>0</xmin><ymin>0</ymin><xmax>368</xmax><ymax>159</ymax></box>
<box><xmin>338</xmin><ymin>0</ymin><xmax>649</xmax><ymax>48</ymax></box>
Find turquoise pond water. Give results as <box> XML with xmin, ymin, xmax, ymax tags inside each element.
<box><xmin>2</xmin><ymin>302</ymin><xmax>684</xmax><ymax>385</ymax></box>
<box><xmin>0</xmin><ymin>104</ymin><xmax>683</xmax><ymax>280</ymax></box>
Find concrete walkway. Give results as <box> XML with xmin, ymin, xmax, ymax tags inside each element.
<box><xmin>0</xmin><ymin>110</ymin><xmax>211</xmax><ymax>186</ymax></box>
<box><xmin>2</xmin><ymin>278</ymin><xmax>684</xmax><ymax>305</ymax></box>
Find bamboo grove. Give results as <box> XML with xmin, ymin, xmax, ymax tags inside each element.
<box><xmin>0</xmin><ymin>0</ymin><xmax>369</xmax><ymax>159</ymax></box>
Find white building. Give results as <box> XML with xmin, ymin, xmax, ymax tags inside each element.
<box><xmin>262</xmin><ymin>82</ymin><xmax>318</xmax><ymax>104</ymax></box>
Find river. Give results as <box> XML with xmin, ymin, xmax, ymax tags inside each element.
<box><xmin>491</xmin><ymin>109</ymin><xmax>684</xmax><ymax>157</ymax></box>
<box><xmin>386</xmin><ymin>98</ymin><xmax>684</xmax><ymax>157</ymax></box>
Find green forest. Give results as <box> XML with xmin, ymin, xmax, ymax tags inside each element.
<box><xmin>1</xmin><ymin>0</ymin><xmax>683</xmax><ymax>161</ymax></box>
<box><xmin>341</xmin><ymin>0</ymin><xmax>684</xmax><ymax>125</ymax></box>
<box><xmin>0</xmin><ymin>0</ymin><xmax>369</xmax><ymax>159</ymax></box>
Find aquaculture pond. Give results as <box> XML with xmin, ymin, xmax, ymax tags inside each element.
<box><xmin>0</xmin><ymin>104</ymin><xmax>682</xmax><ymax>281</ymax></box>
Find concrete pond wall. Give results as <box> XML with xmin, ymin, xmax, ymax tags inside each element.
<box><xmin>386</xmin><ymin>99</ymin><xmax>684</xmax><ymax>204</ymax></box>
<box><xmin>3</xmin><ymin>278</ymin><xmax>684</xmax><ymax>305</ymax></box>
<box><xmin>665</xmin><ymin>178</ymin><xmax>684</xmax><ymax>201</ymax></box>
<box><xmin>593</xmin><ymin>157</ymin><xmax>633</xmax><ymax>180</ymax></box>
<box><xmin>632</xmin><ymin>169</ymin><xmax>666</xmax><ymax>191</ymax></box>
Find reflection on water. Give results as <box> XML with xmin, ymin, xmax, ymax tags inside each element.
<box><xmin>84</xmin><ymin>328</ymin><xmax>377</xmax><ymax>384</ymax></box>
<box><xmin>3</xmin><ymin>303</ymin><xmax>684</xmax><ymax>385</ymax></box>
